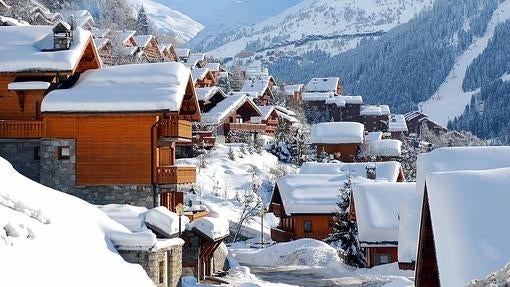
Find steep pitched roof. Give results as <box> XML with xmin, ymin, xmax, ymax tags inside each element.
<box><xmin>310</xmin><ymin>122</ymin><xmax>364</xmax><ymax>144</ymax></box>
<box><xmin>201</xmin><ymin>94</ymin><xmax>261</xmax><ymax>124</ymax></box>
<box><xmin>305</xmin><ymin>77</ymin><xmax>339</xmax><ymax>93</ymax></box>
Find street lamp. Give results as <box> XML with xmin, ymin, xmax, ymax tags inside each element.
<box><xmin>259</xmin><ymin>207</ymin><xmax>265</xmax><ymax>246</ymax></box>
<box><xmin>175</xmin><ymin>203</ymin><xmax>184</xmax><ymax>237</ymax></box>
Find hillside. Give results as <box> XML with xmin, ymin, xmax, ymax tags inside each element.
<box><xmin>269</xmin><ymin>0</ymin><xmax>501</xmax><ymax>115</ymax></box>
<box><xmin>207</xmin><ymin>0</ymin><xmax>434</xmax><ymax>64</ymax></box>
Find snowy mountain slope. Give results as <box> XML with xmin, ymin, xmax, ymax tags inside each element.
<box><xmin>207</xmin><ymin>0</ymin><xmax>434</xmax><ymax>63</ymax></box>
<box><xmin>420</xmin><ymin>0</ymin><xmax>510</xmax><ymax>127</ymax></box>
<box><xmin>125</xmin><ymin>0</ymin><xmax>203</xmax><ymax>43</ymax></box>
<box><xmin>0</xmin><ymin>156</ymin><xmax>154</xmax><ymax>286</ymax></box>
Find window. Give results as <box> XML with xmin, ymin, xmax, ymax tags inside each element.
<box><xmin>158</xmin><ymin>260</ymin><xmax>165</xmax><ymax>284</ymax></box>
<box><xmin>58</xmin><ymin>146</ymin><xmax>70</xmax><ymax>160</ymax></box>
<box><xmin>33</xmin><ymin>147</ymin><xmax>40</xmax><ymax>160</ymax></box>
<box><xmin>303</xmin><ymin>220</ymin><xmax>312</xmax><ymax>233</ymax></box>
<box><xmin>374</xmin><ymin>253</ymin><xmax>392</xmax><ymax>266</ymax></box>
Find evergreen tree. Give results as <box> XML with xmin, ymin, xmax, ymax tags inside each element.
<box><xmin>135</xmin><ymin>5</ymin><xmax>152</xmax><ymax>35</ymax></box>
<box><xmin>227</xmin><ymin>146</ymin><xmax>236</xmax><ymax>161</ymax></box>
<box><xmin>325</xmin><ymin>176</ymin><xmax>366</xmax><ymax>268</ymax></box>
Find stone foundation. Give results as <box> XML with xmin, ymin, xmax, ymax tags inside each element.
<box><xmin>40</xmin><ymin>138</ymin><xmax>76</xmax><ymax>192</ymax></box>
<box><xmin>118</xmin><ymin>241</ymin><xmax>184</xmax><ymax>287</ymax></box>
<box><xmin>68</xmin><ymin>185</ymin><xmax>155</xmax><ymax>208</ymax></box>
<box><xmin>0</xmin><ymin>139</ymin><xmax>41</xmax><ymax>182</ymax></box>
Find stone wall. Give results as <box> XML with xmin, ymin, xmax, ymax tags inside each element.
<box><xmin>0</xmin><ymin>139</ymin><xmax>41</xmax><ymax>182</ymax></box>
<box><xmin>118</xmin><ymin>243</ymin><xmax>183</xmax><ymax>287</ymax></box>
<box><xmin>39</xmin><ymin>138</ymin><xmax>76</xmax><ymax>192</ymax></box>
<box><xmin>68</xmin><ymin>185</ymin><xmax>154</xmax><ymax>208</ymax></box>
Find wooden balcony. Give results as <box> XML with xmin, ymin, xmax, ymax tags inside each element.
<box><xmin>156</xmin><ymin>165</ymin><xmax>196</xmax><ymax>185</ymax></box>
<box><xmin>157</xmin><ymin>117</ymin><xmax>192</xmax><ymax>142</ymax></box>
<box><xmin>179</xmin><ymin>131</ymin><xmax>216</xmax><ymax>148</ymax></box>
<box><xmin>0</xmin><ymin>120</ymin><xmax>45</xmax><ymax>138</ymax></box>
<box><xmin>226</xmin><ymin>123</ymin><xmax>266</xmax><ymax>133</ymax></box>
<box><xmin>266</xmin><ymin>119</ymin><xmax>278</xmax><ymax>125</ymax></box>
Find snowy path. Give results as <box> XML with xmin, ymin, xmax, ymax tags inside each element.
<box><xmin>248</xmin><ymin>265</ymin><xmax>386</xmax><ymax>287</ymax></box>
<box><xmin>421</xmin><ymin>0</ymin><xmax>510</xmax><ymax>126</ymax></box>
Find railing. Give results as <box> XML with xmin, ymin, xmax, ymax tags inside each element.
<box><xmin>0</xmin><ymin>120</ymin><xmax>45</xmax><ymax>138</ymax></box>
<box><xmin>184</xmin><ymin>210</ymin><xmax>209</xmax><ymax>222</ymax></box>
<box><xmin>266</xmin><ymin>119</ymin><xmax>278</xmax><ymax>125</ymax></box>
<box><xmin>227</xmin><ymin>123</ymin><xmax>266</xmax><ymax>133</ymax></box>
<box><xmin>157</xmin><ymin>117</ymin><xmax>192</xmax><ymax>141</ymax></box>
<box><xmin>156</xmin><ymin>165</ymin><xmax>196</xmax><ymax>185</ymax></box>
<box><xmin>270</xmin><ymin>203</ymin><xmax>284</xmax><ymax>217</ymax></box>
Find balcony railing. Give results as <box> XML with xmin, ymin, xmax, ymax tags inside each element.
<box><xmin>157</xmin><ymin>117</ymin><xmax>192</xmax><ymax>141</ymax></box>
<box><xmin>0</xmin><ymin>120</ymin><xmax>45</xmax><ymax>138</ymax></box>
<box><xmin>156</xmin><ymin>165</ymin><xmax>196</xmax><ymax>185</ymax></box>
<box><xmin>227</xmin><ymin>123</ymin><xmax>266</xmax><ymax>133</ymax></box>
<box><xmin>266</xmin><ymin>119</ymin><xmax>278</xmax><ymax>125</ymax></box>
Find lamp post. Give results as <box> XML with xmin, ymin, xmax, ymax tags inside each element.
<box><xmin>259</xmin><ymin>207</ymin><xmax>265</xmax><ymax>246</ymax></box>
<box><xmin>176</xmin><ymin>203</ymin><xmax>184</xmax><ymax>237</ymax></box>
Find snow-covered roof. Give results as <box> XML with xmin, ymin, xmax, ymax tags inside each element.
<box><xmin>195</xmin><ymin>86</ymin><xmax>226</xmax><ymax>102</ymax></box>
<box><xmin>425</xmin><ymin>168</ymin><xmax>510</xmax><ymax>286</ymax></box>
<box><xmin>175</xmin><ymin>48</ymin><xmax>190</xmax><ymax>59</ymax></box>
<box><xmin>341</xmin><ymin>96</ymin><xmax>363</xmax><ymax>105</ymax></box>
<box><xmin>241</xmin><ymin>77</ymin><xmax>271</xmax><ymax>95</ymax></box>
<box><xmin>276</xmin><ymin>110</ymin><xmax>299</xmax><ymax>123</ymax></box>
<box><xmin>302</xmin><ymin>93</ymin><xmax>362</xmax><ymax>106</ymax></box>
<box><xmin>185</xmin><ymin>53</ymin><xmax>206</xmax><ymax>68</ymax></box>
<box><xmin>91</xmin><ymin>28</ymin><xmax>110</xmax><ymax>38</ymax></box>
<box><xmin>283</xmin><ymin>84</ymin><xmax>304</xmax><ymax>96</ymax></box>
<box><xmin>60</xmin><ymin>10</ymin><xmax>95</xmax><ymax>28</ymax></box>
<box><xmin>186</xmin><ymin>217</ymin><xmax>229</xmax><ymax>241</ymax></box>
<box><xmin>0</xmin><ymin>26</ymin><xmax>93</xmax><ymax>73</ymax></box>
<box><xmin>397</xmin><ymin>191</ymin><xmax>420</xmax><ymax>264</ymax></box>
<box><xmin>416</xmin><ymin>147</ymin><xmax>510</xmax><ymax>200</ymax></box>
<box><xmin>202</xmin><ymin>94</ymin><xmax>260</xmax><ymax>124</ymax></box>
<box><xmin>310</xmin><ymin>122</ymin><xmax>364</xmax><ymax>144</ymax></box>
<box><xmin>388</xmin><ymin>114</ymin><xmax>408</xmax><ymax>132</ymax></box>
<box><xmin>145</xmin><ymin>206</ymin><xmax>189</xmax><ymax>238</ymax></box>
<box><xmin>245</xmin><ymin>66</ymin><xmax>269</xmax><ymax>78</ymax></box>
<box><xmin>111</xmin><ymin>30</ymin><xmax>136</xmax><ymax>45</ymax></box>
<box><xmin>8</xmin><ymin>81</ymin><xmax>50</xmax><ymax>91</ymax></box>
<box><xmin>299</xmin><ymin>161</ymin><xmax>403</xmax><ymax>183</ymax></box>
<box><xmin>353</xmin><ymin>182</ymin><xmax>415</xmax><ymax>245</ymax></box>
<box><xmin>361</xmin><ymin>139</ymin><xmax>402</xmax><ymax>157</ymax></box>
<box><xmin>120</xmin><ymin>46</ymin><xmax>139</xmax><ymax>56</ymax></box>
<box><xmin>133</xmin><ymin>35</ymin><xmax>154</xmax><ymax>48</ymax></box>
<box><xmin>0</xmin><ymin>16</ymin><xmax>29</xmax><ymax>26</ymax></box>
<box><xmin>305</xmin><ymin>77</ymin><xmax>339</xmax><ymax>93</ymax></box>
<box><xmin>191</xmin><ymin>67</ymin><xmax>211</xmax><ymax>82</ymax></box>
<box><xmin>42</xmin><ymin>62</ymin><xmax>191</xmax><ymax>113</ymax></box>
<box><xmin>275</xmin><ymin>174</ymin><xmax>373</xmax><ymax>215</ymax></box>
<box><xmin>93</xmin><ymin>38</ymin><xmax>109</xmax><ymax>50</ymax></box>
<box><xmin>365</xmin><ymin>132</ymin><xmax>383</xmax><ymax>142</ymax></box>
<box><xmin>251</xmin><ymin>106</ymin><xmax>275</xmax><ymax>123</ymax></box>
<box><xmin>274</xmin><ymin>105</ymin><xmax>296</xmax><ymax>116</ymax></box>
<box><xmin>302</xmin><ymin>92</ymin><xmax>336</xmax><ymax>101</ymax></box>
<box><xmin>205</xmin><ymin>63</ymin><xmax>221</xmax><ymax>72</ymax></box>
<box><xmin>360</xmin><ymin>105</ymin><xmax>391</xmax><ymax>116</ymax></box>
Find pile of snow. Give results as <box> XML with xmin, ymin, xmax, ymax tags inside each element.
<box><xmin>310</xmin><ymin>122</ymin><xmax>365</xmax><ymax>144</ymax></box>
<box><xmin>42</xmin><ymin>62</ymin><xmax>191</xmax><ymax>112</ymax></box>
<box><xmin>361</xmin><ymin>139</ymin><xmax>402</xmax><ymax>157</ymax></box>
<box><xmin>187</xmin><ymin>217</ymin><xmax>230</xmax><ymax>241</ymax></box>
<box><xmin>97</xmin><ymin>204</ymin><xmax>148</xmax><ymax>232</ymax></box>
<box><xmin>231</xmin><ymin>238</ymin><xmax>349</xmax><ymax>270</ymax></box>
<box><xmin>0</xmin><ymin>156</ymin><xmax>154</xmax><ymax>286</ymax></box>
<box><xmin>145</xmin><ymin>206</ymin><xmax>189</xmax><ymax>238</ymax></box>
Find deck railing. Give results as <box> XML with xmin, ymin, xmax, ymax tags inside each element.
<box><xmin>156</xmin><ymin>165</ymin><xmax>196</xmax><ymax>185</ymax></box>
<box><xmin>227</xmin><ymin>123</ymin><xmax>266</xmax><ymax>133</ymax></box>
<box><xmin>0</xmin><ymin>120</ymin><xmax>45</xmax><ymax>138</ymax></box>
<box><xmin>157</xmin><ymin>117</ymin><xmax>192</xmax><ymax>140</ymax></box>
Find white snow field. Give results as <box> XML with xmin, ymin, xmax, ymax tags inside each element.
<box><xmin>0</xmin><ymin>156</ymin><xmax>155</xmax><ymax>286</ymax></box>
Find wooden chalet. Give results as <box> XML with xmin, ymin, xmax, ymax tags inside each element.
<box><xmin>359</xmin><ymin>138</ymin><xmax>402</xmax><ymax>161</ymax></box>
<box><xmin>40</xmin><ymin>62</ymin><xmax>201</xmax><ymax>211</ymax></box>
<box><xmin>305</xmin><ymin>77</ymin><xmax>342</xmax><ymax>95</ymax></box>
<box><xmin>0</xmin><ymin>24</ymin><xmax>101</xmax><ymax>182</ymax></box>
<box><xmin>175</xmin><ymin>48</ymin><xmax>190</xmax><ymax>62</ymax></box>
<box><xmin>204</xmin><ymin>63</ymin><xmax>223</xmax><ymax>82</ymax></box>
<box><xmin>240</xmin><ymin>76</ymin><xmax>276</xmax><ymax>106</ymax></box>
<box><xmin>133</xmin><ymin>35</ymin><xmax>163</xmax><ymax>62</ymax></box>
<box><xmin>280</xmin><ymin>84</ymin><xmax>304</xmax><ymax>109</ymax></box>
<box><xmin>302</xmin><ymin>93</ymin><xmax>363</xmax><ymax>124</ymax></box>
<box><xmin>416</xmin><ymin>168</ymin><xmax>510</xmax><ymax>286</ymax></box>
<box><xmin>191</xmin><ymin>68</ymin><xmax>215</xmax><ymax>88</ymax></box>
<box><xmin>159</xmin><ymin>43</ymin><xmax>178</xmax><ymax>62</ymax></box>
<box><xmin>310</xmin><ymin>122</ymin><xmax>365</xmax><ymax>162</ymax></box>
<box><xmin>201</xmin><ymin>93</ymin><xmax>264</xmax><ymax>143</ymax></box>
<box><xmin>357</xmin><ymin>105</ymin><xmax>390</xmax><ymax>132</ymax></box>
<box><xmin>388</xmin><ymin>114</ymin><xmax>408</xmax><ymax>139</ymax></box>
<box><xmin>270</xmin><ymin>161</ymin><xmax>406</xmax><ymax>243</ymax></box>
<box><xmin>274</xmin><ymin>106</ymin><xmax>299</xmax><ymax>127</ymax></box>
<box><xmin>251</xmin><ymin>106</ymin><xmax>279</xmax><ymax>136</ymax></box>
<box><xmin>350</xmin><ymin>182</ymin><xmax>414</xmax><ymax>268</ymax></box>
<box><xmin>404</xmin><ymin>111</ymin><xmax>447</xmax><ymax>136</ymax></box>
<box><xmin>185</xmin><ymin>53</ymin><xmax>206</xmax><ymax>69</ymax></box>
<box><xmin>112</xmin><ymin>30</ymin><xmax>137</xmax><ymax>47</ymax></box>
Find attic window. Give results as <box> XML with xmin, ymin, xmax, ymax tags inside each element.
<box><xmin>58</xmin><ymin>146</ymin><xmax>71</xmax><ymax>160</ymax></box>
<box><xmin>303</xmin><ymin>221</ymin><xmax>312</xmax><ymax>233</ymax></box>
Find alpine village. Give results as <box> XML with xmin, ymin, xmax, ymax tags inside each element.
<box><xmin>2</xmin><ymin>1</ymin><xmax>510</xmax><ymax>287</ymax></box>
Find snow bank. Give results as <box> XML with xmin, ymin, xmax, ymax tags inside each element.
<box><xmin>187</xmin><ymin>217</ymin><xmax>230</xmax><ymax>241</ymax></box>
<box><xmin>232</xmin><ymin>238</ymin><xmax>349</xmax><ymax>270</ymax></box>
<box><xmin>0</xmin><ymin>156</ymin><xmax>154</xmax><ymax>286</ymax></box>
<box><xmin>310</xmin><ymin>122</ymin><xmax>364</xmax><ymax>144</ymax></box>
<box><xmin>97</xmin><ymin>204</ymin><xmax>148</xmax><ymax>232</ymax></box>
<box><xmin>42</xmin><ymin>62</ymin><xmax>191</xmax><ymax>112</ymax></box>
<box><xmin>426</xmin><ymin>167</ymin><xmax>510</xmax><ymax>286</ymax></box>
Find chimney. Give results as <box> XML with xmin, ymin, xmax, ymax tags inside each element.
<box><xmin>366</xmin><ymin>164</ymin><xmax>376</xmax><ymax>180</ymax></box>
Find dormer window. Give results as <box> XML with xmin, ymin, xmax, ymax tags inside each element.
<box><xmin>53</xmin><ymin>21</ymin><xmax>73</xmax><ymax>51</ymax></box>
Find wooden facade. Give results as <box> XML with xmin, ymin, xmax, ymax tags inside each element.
<box><xmin>405</xmin><ymin>111</ymin><xmax>447</xmax><ymax>136</ymax></box>
<box><xmin>415</xmin><ymin>189</ymin><xmax>440</xmax><ymax>287</ymax></box>
<box><xmin>364</xmin><ymin>246</ymin><xmax>398</xmax><ymax>268</ymax></box>
<box><xmin>194</xmin><ymin>70</ymin><xmax>216</xmax><ymax>88</ymax></box>
<box><xmin>315</xmin><ymin>143</ymin><xmax>360</xmax><ymax>163</ymax></box>
<box><xmin>135</xmin><ymin>35</ymin><xmax>163</xmax><ymax>62</ymax></box>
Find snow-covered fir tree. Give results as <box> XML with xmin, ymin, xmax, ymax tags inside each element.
<box><xmin>325</xmin><ymin>176</ymin><xmax>366</xmax><ymax>268</ymax></box>
<box><xmin>135</xmin><ymin>5</ymin><xmax>152</xmax><ymax>35</ymax></box>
